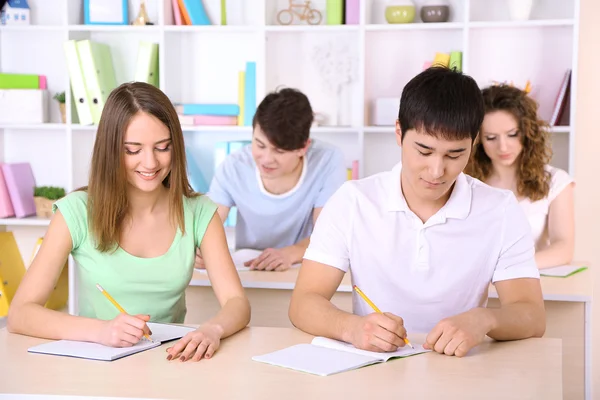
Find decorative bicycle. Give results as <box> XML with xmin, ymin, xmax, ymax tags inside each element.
<box><xmin>277</xmin><ymin>0</ymin><xmax>322</xmax><ymax>25</ymax></box>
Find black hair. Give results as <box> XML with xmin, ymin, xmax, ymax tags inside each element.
<box><xmin>398</xmin><ymin>66</ymin><xmax>484</xmax><ymax>143</ymax></box>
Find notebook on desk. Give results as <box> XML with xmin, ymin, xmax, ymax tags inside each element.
<box><xmin>27</xmin><ymin>323</ymin><xmax>195</xmax><ymax>361</ymax></box>
<box><xmin>252</xmin><ymin>336</ymin><xmax>430</xmax><ymax>376</ymax></box>
<box><xmin>194</xmin><ymin>248</ymin><xmax>301</xmax><ymax>273</ymax></box>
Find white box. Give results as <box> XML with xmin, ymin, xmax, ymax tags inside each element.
<box><xmin>372</xmin><ymin>98</ymin><xmax>400</xmax><ymax>126</ymax></box>
<box><xmin>0</xmin><ymin>90</ymin><xmax>49</xmax><ymax>124</ymax></box>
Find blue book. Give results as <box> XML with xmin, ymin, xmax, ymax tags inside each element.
<box><xmin>181</xmin><ymin>103</ymin><xmax>239</xmax><ymax>116</ymax></box>
<box><xmin>244</xmin><ymin>62</ymin><xmax>256</xmax><ymax>126</ymax></box>
<box><xmin>182</xmin><ymin>0</ymin><xmax>211</xmax><ymax>25</ymax></box>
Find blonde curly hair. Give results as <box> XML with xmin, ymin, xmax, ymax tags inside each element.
<box><xmin>465</xmin><ymin>84</ymin><xmax>552</xmax><ymax>201</ymax></box>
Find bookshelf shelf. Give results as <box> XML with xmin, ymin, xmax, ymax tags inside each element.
<box><xmin>468</xmin><ymin>19</ymin><xmax>575</xmax><ymax>29</ymax></box>
<box><xmin>164</xmin><ymin>25</ymin><xmax>260</xmax><ymax>33</ymax></box>
<box><xmin>0</xmin><ymin>25</ymin><xmax>65</xmax><ymax>32</ymax></box>
<box><xmin>265</xmin><ymin>25</ymin><xmax>360</xmax><ymax>32</ymax></box>
<box><xmin>0</xmin><ymin>123</ymin><xmax>67</xmax><ymax>130</ymax></box>
<box><xmin>67</xmin><ymin>25</ymin><xmax>162</xmax><ymax>33</ymax></box>
<box><xmin>364</xmin><ymin>22</ymin><xmax>464</xmax><ymax>31</ymax></box>
<box><xmin>0</xmin><ymin>216</ymin><xmax>50</xmax><ymax>227</ymax></box>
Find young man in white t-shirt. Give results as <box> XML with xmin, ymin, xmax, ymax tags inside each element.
<box><xmin>289</xmin><ymin>67</ymin><xmax>546</xmax><ymax>357</ymax></box>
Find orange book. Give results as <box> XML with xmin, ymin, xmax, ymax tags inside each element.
<box><xmin>177</xmin><ymin>0</ymin><xmax>192</xmax><ymax>25</ymax></box>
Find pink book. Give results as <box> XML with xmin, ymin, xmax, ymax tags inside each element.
<box><xmin>193</xmin><ymin>115</ymin><xmax>238</xmax><ymax>126</ymax></box>
<box><xmin>345</xmin><ymin>0</ymin><xmax>360</xmax><ymax>24</ymax></box>
<box><xmin>0</xmin><ymin>164</ymin><xmax>15</xmax><ymax>218</ymax></box>
<box><xmin>39</xmin><ymin>75</ymin><xmax>47</xmax><ymax>89</ymax></box>
<box><xmin>172</xmin><ymin>0</ymin><xmax>183</xmax><ymax>25</ymax></box>
<box><xmin>351</xmin><ymin>160</ymin><xmax>359</xmax><ymax>180</ymax></box>
<box><xmin>1</xmin><ymin>163</ymin><xmax>36</xmax><ymax>218</ymax></box>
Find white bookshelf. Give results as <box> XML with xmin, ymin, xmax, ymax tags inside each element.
<box><xmin>0</xmin><ymin>0</ymin><xmax>579</xmax><ymax>215</ymax></box>
<box><xmin>0</xmin><ymin>0</ymin><xmax>579</xmax><ymax>203</ymax></box>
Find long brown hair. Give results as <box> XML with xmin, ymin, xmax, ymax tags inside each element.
<box><xmin>82</xmin><ymin>82</ymin><xmax>197</xmax><ymax>252</ymax></box>
<box><xmin>465</xmin><ymin>84</ymin><xmax>552</xmax><ymax>201</ymax></box>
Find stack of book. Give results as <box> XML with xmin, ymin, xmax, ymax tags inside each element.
<box><xmin>0</xmin><ymin>73</ymin><xmax>49</xmax><ymax>124</ymax></box>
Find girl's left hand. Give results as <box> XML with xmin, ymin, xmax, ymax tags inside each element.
<box><xmin>166</xmin><ymin>324</ymin><xmax>224</xmax><ymax>362</ymax></box>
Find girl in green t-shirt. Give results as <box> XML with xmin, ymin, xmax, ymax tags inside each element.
<box><xmin>7</xmin><ymin>82</ymin><xmax>250</xmax><ymax>362</ymax></box>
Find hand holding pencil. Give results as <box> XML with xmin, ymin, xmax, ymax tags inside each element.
<box><xmin>349</xmin><ymin>285</ymin><xmax>414</xmax><ymax>352</ymax></box>
<box><xmin>95</xmin><ymin>284</ymin><xmax>154</xmax><ymax>348</ymax></box>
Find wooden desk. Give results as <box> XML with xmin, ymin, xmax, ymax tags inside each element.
<box><xmin>0</xmin><ymin>327</ymin><xmax>562</xmax><ymax>399</ymax></box>
<box><xmin>187</xmin><ymin>267</ymin><xmax>592</xmax><ymax>400</ymax></box>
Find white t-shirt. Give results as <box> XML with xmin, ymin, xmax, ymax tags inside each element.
<box><xmin>304</xmin><ymin>162</ymin><xmax>540</xmax><ymax>334</ymax></box>
<box><xmin>519</xmin><ymin>165</ymin><xmax>574</xmax><ymax>251</ymax></box>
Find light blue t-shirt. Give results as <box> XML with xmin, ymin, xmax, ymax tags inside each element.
<box><xmin>207</xmin><ymin>139</ymin><xmax>347</xmax><ymax>250</ymax></box>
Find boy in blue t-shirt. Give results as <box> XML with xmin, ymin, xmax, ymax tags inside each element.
<box><xmin>196</xmin><ymin>88</ymin><xmax>347</xmax><ymax>271</ymax></box>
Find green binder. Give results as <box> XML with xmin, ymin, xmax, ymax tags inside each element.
<box><xmin>134</xmin><ymin>42</ymin><xmax>159</xmax><ymax>88</ymax></box>
<box><xmin>326</xmin><ymin>0</ymin><xmax>343</xmax><ymax>25</ymax></box>
<box><xmin>76</xmin><ymin>40</ymin><xmax>118</xmax><ymax>125</ymax></box>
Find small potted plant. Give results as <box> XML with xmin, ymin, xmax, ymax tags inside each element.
<box><xmin>33</xmin><ymin>186</ymin><xmax>66</xmax><ymax>218</ymax></box>
<box><xmin>53</xmin><ymin>91</ymin><xmax>66</xmax><ymax>123</ymax></box>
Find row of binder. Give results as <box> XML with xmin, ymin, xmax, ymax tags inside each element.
<box><xmin>64</xmin><ymin>40</ymin><xmax>159</xmax><ymax>125</ymax></box>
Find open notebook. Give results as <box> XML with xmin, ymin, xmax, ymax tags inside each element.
<box><xmin>27</xmin><ymin>323</ymin><xmax>195</xmax><ymax>361</ymax></box>
<box><xmin>252</xmin><ymin>336</ymin><xmax>430</xmax><ymax>376</ymax></box>
<box><xmin>540</xmin><ymin>265</ymin><xmax>588</xmax><ymax>278</ymax></box>
<box><xmin>195</xmin><ymin>248</ymin><xmax>301</xmax><ymax>272</ymax></box>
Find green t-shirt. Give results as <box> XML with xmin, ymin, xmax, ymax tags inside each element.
<box><xmin>52</xmin><ymin>191</ymin><xmax>217</xmax><ymax>323</ymax></box>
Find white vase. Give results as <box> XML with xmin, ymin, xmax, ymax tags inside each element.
<box><xmin>508</xmin><ymin>0</ymin><xmax>534</xmax><ymax>21</ymax></box>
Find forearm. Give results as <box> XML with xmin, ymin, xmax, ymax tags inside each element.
<box><xmin>205</xmin><ymin>296</ymin><xmax>250</xmax><ymax>339</ymax></box>
<box><xmin>535</xmin><ymin>240</ymin><xmax>574</xmax><ymax>269</ymax></box>
<box><xmin>283</xmin><ymin>237</ymin><xmax>310</xmax><ymax>264</ymax></box>
<box><xmin>289</xmin><ymin>292</ymin><xmax>359</xmax><ymax>343</ymax></box>
<box><xmin>8</xmin><ymin>303</ymin><xmax>103</xmax><ymax>342</ymax></box>
<box><xmin>483</xmin><ymin>302</ymin><xmax>546</xmax><ymax>341</ymax></box>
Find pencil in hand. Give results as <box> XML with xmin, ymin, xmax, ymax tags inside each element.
<box><xmin>95</xmin><ymin>284</ymin><xmax>153</xmax><ymax>342</ymax></box>
<box><xmin>353</xmin><ymin>285</ymin><xmax>414</xmax><ymax>349</ymax></box>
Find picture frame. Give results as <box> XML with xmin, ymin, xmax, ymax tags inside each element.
<box><xmin>84</xmin><ymin>0</ymin><xmax>128</xmax><ymax>25</ymax></box>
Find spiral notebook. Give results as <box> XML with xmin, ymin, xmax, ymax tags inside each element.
<box><xmin>252</xmin><ymin>336</ymin><xmax>430</xmax><ymax>376</ymax></box>
<box><xmin>27</xmin><ymin>323</ymin><xmax>195</xmax><ymax>361</ymax></box>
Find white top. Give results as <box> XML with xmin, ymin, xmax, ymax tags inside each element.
<box><xmin>304</xmin><ymin>162</ymin><xmax>540</xmax><ymax>334</ymax></box>
<box><xmin>519</xmin><ymin>165</ymin><xmax>574</xmax><ymax>250</ymax></box>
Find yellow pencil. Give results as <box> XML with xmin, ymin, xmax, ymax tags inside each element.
<box><xmin>95</xmin><ymin>284</ymin><xmax>153</xmax><ymax>342</ymax></box>
<box><xmin>353</xmin><ymin>285</ymin><xmax>413</xmax><ymax>349</ymax></box>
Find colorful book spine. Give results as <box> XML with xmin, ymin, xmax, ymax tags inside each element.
<box><xmin>238</xmin><ymin>71</ymin><xmax>245</xmax><ymax>127</ymax></box>
<box><xmin>0</xmin><ymin>73</ymin><xmax>39</xmax><ymax>89</ymax></box>
<box><xmin>327</xmin><ymin>0</ymin><xmax>344</xmax><ymax>25</ymax></box>
<box><xmin>171</xmin><ymin>0</ymin><xmax>182</xmax><ymax>25</ymax></box>
<box><xmin>1</xmin><ymin>163</ymin><xmax>36</xmax><ymax>218</ymax></box>
<box><xmin>243</xmin><ymin>62</ymin><xmax>256</xmax><ymax>126</ymax></box>
<box><xmin>432</xmin><ymin>53</ymin><xmax>450</xmax><ymax>68</ymax></box>
<box><xmin>181</xmin><ymin>0</ymin><xmax>211</xmax><ymax>25</ymax></box>
<box><xmin>345</xmin><ymin>0</ymin><xmax>360</xmax><ymax>24</ymax></box>
<box><xmin>449</xmin><ymin>51</ymin><xmax>462</xmax><ymax>72</ymax></box>
<box><xmin>177</xmin><ymin>104</ymin><xmax>240</xmax><ymax>116</ymax></box>
<box><xmin>0</xmin><ymin>164</ymin><xmax>15</xmax><ymax>218</ymax></box>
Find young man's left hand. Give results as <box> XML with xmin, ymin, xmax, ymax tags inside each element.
<box><xmin>424</xmin><ymin>308</ymin><xmax>492</xmax><ymax>357</ymax></box>
<box><xmin>245</xmin><ymin>248</ymin><xmax>293</xmax><ymax>271</ymax></box>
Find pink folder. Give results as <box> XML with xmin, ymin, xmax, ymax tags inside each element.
<box><xmin>345</xmin><ymin>0</ymin><xmax>360</xmax><ymax>24</ymax></box>
<box><xmin>0</xmin><ymin>164</ymin><xmax>15</xmax><ymax>218</ymax></box>
<box><xmin>1</xmin><ymin>163</ymin><xmax>36</xmax><ymax>218</ymax></box>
